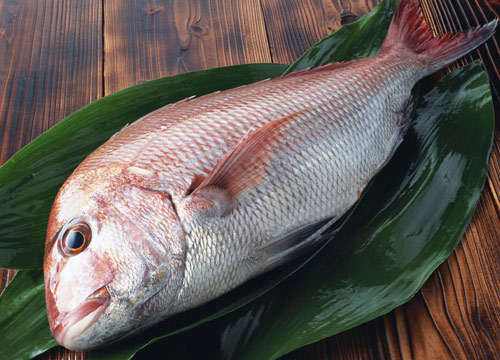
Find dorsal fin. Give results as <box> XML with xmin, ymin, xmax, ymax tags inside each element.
<box><xmin>189</xmin><ymin>111</ymin><xmax>302</xmax><ymax>198</ymax></box>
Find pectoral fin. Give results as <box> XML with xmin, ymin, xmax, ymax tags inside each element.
<box><xmin>248</xmin><ymin>217</ymin><xmax>338</xmax><ymax>272</ymax></box>
<box><xmin>189</xmin><ymin>112</ymin><xmax>300</xmax><ymax>199</ymax></box>
<box><xmin>178</xmin><ymin>112</ymin><xmax>301</xmax><ymax>224</ymax></box>
<box><xmin>248</xmin><ymin>205</ymin><xmax>357</xmax><ymax>272</ymax></box>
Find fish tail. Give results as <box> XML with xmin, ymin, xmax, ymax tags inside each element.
<box><xmin>380</xmin><ymin>0</ymin><xmax>497</xmax><ymax>75</ymax></box>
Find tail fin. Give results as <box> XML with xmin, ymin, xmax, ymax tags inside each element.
<box><xmin>380</xmin><ymin>0</ymin><xmax>497</xmax><ymax>73</ymax></box>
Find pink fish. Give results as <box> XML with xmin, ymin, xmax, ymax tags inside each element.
<box><xmin>43</xmin><ymin>0</ymin><xmax>496</xmax><ymax>351</ymax></box>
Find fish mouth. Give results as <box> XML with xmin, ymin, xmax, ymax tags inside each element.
<box><xmin>51</xmin><ymin>286</ymin><xmax>110</xmax><ymax>350</ymax></box>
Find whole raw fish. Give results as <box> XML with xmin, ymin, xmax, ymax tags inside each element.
<box><xmin>43</xmin><ymin>0</ymin><xmax>496</xmax><ymax>351</ymax></box>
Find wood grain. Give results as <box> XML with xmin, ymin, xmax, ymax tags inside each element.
<box><xmin>260</xmin><ymin>0</ymin><xmax>379</xmax><ymax>63</ymax></box>
<box><xmin>0</xmin><ymin>0</ymin><xmax>103</xmax><ymax>288</ymax></box>
<box><xmin>0</xmin><ymin>1</ymin><xmax>103</xmax><ymax>359</ymax></box>
<box><xmin>0</xmin><ymin>0</ymin><xmax>103</xmax><ymax>163</ymax></box>
<box><xmin>103</xmin><ymin>0</ymin><xmax>272</xmax><ymax>94</ymax></box>
<box><xmin>0</xmin><ymin>1</ymin><xmax>497</xmax><ymax>359</ymax></box>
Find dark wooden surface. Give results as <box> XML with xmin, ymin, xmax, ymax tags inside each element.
<box><xmin>0</xmin><ymin>1</ymin><xmax>498</xmax><ymax>359</ymax></box>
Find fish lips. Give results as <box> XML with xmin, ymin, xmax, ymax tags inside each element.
<box><xmin>48</xmin><ymin>285</ymin><xmax>111</xmax><ymax>351</ymax></box>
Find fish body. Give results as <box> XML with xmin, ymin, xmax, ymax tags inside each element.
<box><xmin>43</xmin><ymin>0</ymin><xmax>497</xmax><ymax>351</ymax></box>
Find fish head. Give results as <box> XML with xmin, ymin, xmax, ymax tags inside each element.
<box><xmin>44</xmin><ymin>168</ymin><xmax>186</xmax><ymax>351</ymax></box>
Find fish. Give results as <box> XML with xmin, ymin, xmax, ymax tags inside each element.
<box><xmin>43</xmin><ymin>0</ymin><xmax>497</xmax><ymax>351</ymax></box>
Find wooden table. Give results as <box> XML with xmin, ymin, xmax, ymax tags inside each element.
<box><xmin>0</xmin><ymin>1</ymin><xmax>498</xmax><ymax>359</ymax></box>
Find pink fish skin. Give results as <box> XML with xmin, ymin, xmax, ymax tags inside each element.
<box><xmin>43</xmin><ymin>0</ymin><xmax>496</xmax><ymax>351</ymax></box>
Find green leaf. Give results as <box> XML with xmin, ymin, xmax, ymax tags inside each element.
<box><xmin>0</xmin><ymin>64</ymin><xmax>286</xmax><ymax>269</ymax></box>
<box><xmin>0</xmin><ymin>270</ymin><xmax>55</xmax><ymax>360</ymax></box>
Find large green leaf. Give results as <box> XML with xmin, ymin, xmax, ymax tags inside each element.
<box><xmin>0</xmin><ymin>0</ymin><xmax>494</xmax><ymax>359</ymax></box>
<box><xmin>0</xmin><ymin>270</ymin><xmax>55</xmax><ymax>359</ymax></box>
<box><xmin>0</xmin><ymin>64</ymin><xmax>287</xmax><ymax>269</ymax></box>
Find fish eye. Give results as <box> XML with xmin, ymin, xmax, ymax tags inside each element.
<box><xmin>60</xmin><ymin>223</ymin><xmax>91</xmax><ymax>256</ymax></box>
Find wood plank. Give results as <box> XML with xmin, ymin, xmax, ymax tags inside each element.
<box><xmin>0</xmin><ymin>1</ymin><xmax>497</xmax><ymax>360</ymax></box>
<box><xmin>290</xmin><ymin>320</ymin><xmax>389</xmax><ymax>359</ymax></box>
<box><xmin>0</xmin><ymin>0</ymin><xmax>103</xmax><ymax>164</ymax></box>
<box><xmin>487</xmin><ymin>139</ymin><xmax>499</xmax><ymax>211</ymax></box>
<box><xmin>0</xmin><ymin>1</ymin><xmax>103</xmax><ymax>359</ymax></box>
<box><xmin>104</xmin><ymin>0</ymin><xmax>272</xmax><ymax>94</ymax></box>
<box><xmin>260</xmin><ymin>0</ymin><xmax>380</xmax><ymax>64</ymax></box>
